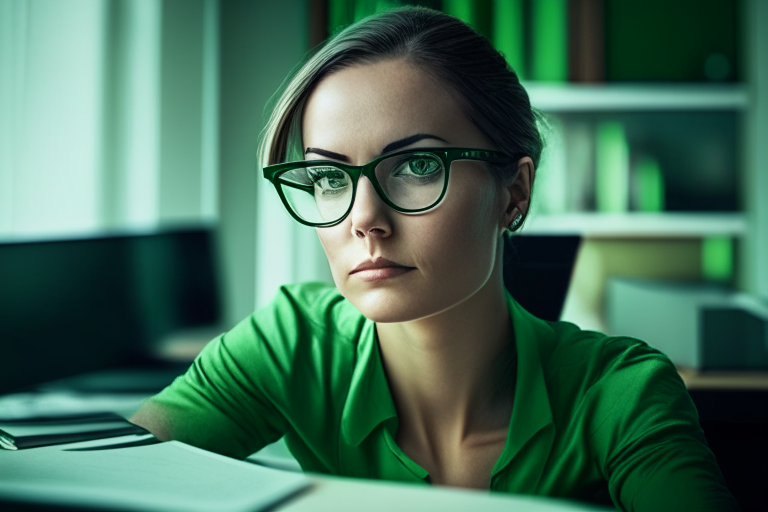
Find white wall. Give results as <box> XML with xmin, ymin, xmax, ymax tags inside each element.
<box><xmin>0</xmin><ymin>0</ymin><xmax>218</xmax><ymax>238</ymax></box>
<box><xmin>0</xmin><ymin>0</ymin><xmax>106</xmax><ymax>236</ymax></box>
<box><xmin>218</xmin><ymin>0</ymin><xmax>332</xmax><ymax>325</ymax></box>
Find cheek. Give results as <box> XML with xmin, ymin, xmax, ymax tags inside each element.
<box><xmin>417</xmin><ymin>174</ymin><xmax>501</xmax><ymax>273</ymax></box>
<box><xmin>315</xmin><ymin>226</ymin><xmax>348</xmax><ymax>286</ymax></box>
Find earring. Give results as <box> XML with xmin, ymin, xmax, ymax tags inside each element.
<box><xmin>509</xmin><ymin>214</ymin><xmax>523</xmax><ymax>231</ymax></box>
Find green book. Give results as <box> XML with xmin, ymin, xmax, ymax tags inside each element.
<box><xmin>492</xmin><ymin>0</ymin><xmax>525</xmax><ymax>79</ymax></box>
<box><xmin>635</xmin><ymin>156</ymin><xmax>665</xmax><ymax>212</ymax></box>
<box><xmin>443</xmin><ymin>0</ymin><xmax>476</xmax><ymax>27</ymax></box>
<box><xmin>0</xmin><ymin>412</ymin><xmax>147</xmax><ymax>450</ymax></box>
<box><xmin>596</xmin><ymin>121</ymin><xmax>629</xmax><ymax>213</ymax></box>
<box><xmin>531</xmin><ymin>0</ymin><xmax>568</xmax><ymax>82</ymax></box>
<box><xmin>328</xmin><ymin>0</ymin><xmax>352</xmax><ymax>35</ymax></box>
<box><xmin>702</xmin><ymin>236</ymin><xmax>733</xmax><ymax>281</ymax></box>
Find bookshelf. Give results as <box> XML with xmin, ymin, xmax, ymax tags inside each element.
<box><xmin>525</xmin><ymin>81</ymin><xmax>746</xmax><ymax>241</ymax></box>
<box><xmin>315</xmin><ymin>0</ymin><xmax>767</xmax><ymax>300</ymax></box>
<box><xmin>524</xmin><ymin>83</ymin><xmax>749</xmax><ymax>112</ymax></box>
<box><xmin>525</xmin><ymin>212</ymin><xmax>746</xmax><ymax>238</ymax></box>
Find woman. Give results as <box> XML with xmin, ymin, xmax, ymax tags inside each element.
<box><xmin>131</xmin><ymin>7</ymin><xmax>740</xmax><ymax>510</ymax></box>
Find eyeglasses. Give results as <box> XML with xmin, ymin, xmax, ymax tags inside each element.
<box><xmin>262</xmin><ymin>147</ymin><xmax>510</xmax><ymax>227</ymax></box>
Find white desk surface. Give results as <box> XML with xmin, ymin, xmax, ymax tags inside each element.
<box><xmin>280</xmin><ymin>474</ymin><xmax>611</xmax><ymax>512</ymax></box>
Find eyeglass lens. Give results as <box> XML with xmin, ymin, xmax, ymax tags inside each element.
<box><xmin>277</xmin><ymin>152</ymin><xmax>446</xmax><ymax>224</ymax></box>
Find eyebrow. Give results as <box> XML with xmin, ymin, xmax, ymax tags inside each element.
<box><xmin>304</xmin><ymin>133</ymin><xmax>449</xmax><ymax>162</ymax></box>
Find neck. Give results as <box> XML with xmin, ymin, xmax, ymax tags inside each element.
<box><xmin>375</xmin><ymin>263</ymin><xmax>516</xmax><ymax>444</ymax></box>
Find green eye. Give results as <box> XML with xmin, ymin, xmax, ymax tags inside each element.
<box><xmin>408</xmin><ymin>157</ymin><xmax>441</xmax><ymax>176</ymax></box>
<box><xmin>308</xmin><ymin>167</ymin><xmax>349</xmax><ymax>189</ymax></box>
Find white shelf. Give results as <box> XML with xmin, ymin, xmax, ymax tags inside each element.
<box><xmin>523</xmin><ymin>83</ymin><xmax>748</xmax><ymax>112</ymax></box>
<box><xmin>524</xmin><ymin>212</ymin><xmax>746</xmax><ymax>238</ymax></box>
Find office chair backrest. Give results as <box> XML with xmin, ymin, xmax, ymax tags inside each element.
<box><xmin>503</xmin><ymin>235</ymin><xmax>582</xmax><ymax>322</ymax></box>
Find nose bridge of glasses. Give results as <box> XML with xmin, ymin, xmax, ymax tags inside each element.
<box><xmin>353</xmin><ymin>172</ymin><xmax>384</xmax><ymax>205</ymax></box>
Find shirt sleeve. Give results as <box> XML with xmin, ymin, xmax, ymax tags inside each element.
<box><xmin>588</xmin><ymin>337</ymin><xmax>741</xmax><ymax>512</ymax></box>
<box><xmin>142</xmin><ymin>285</ymin><xmax>318</xmax><ymax>460</ymax></box>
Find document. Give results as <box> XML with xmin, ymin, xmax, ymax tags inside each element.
<box><xmin>0</xmin><ymin>412</ymin><xmax>147</xmax><ymax>450</ymax></box>
<box><xmin>0</xmin><ymin>439</ymin><xmax>310</xmax><ymax>512</ymax></box>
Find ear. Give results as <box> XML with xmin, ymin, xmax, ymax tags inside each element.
<box><xmin>501</xmin><ymin>156</ymin><xmax>535</xmax><ymax>230</ymax></box>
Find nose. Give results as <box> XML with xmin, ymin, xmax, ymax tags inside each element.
<box><xmin>349</xmin><ymin>176</ymin><xmax>392</xmax><ymax>239</ymax></box>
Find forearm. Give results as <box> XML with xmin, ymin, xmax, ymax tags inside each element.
<box><xmin>128</xmin><ymin>401</ymin><xmax>174</xmax><ymax>442</ymax></box>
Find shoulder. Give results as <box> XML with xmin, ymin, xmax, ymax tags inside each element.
<box><xmin>542</xmin><ymin>320</ymin><xmax>691</xmax><ymax>435</ymax></box>
<box><xmin>547</xmin><ymin>321</ymin><xmax>678</xmax><ymax>384</ymax></box>
<box><xmin>539</xmin><ymin>327</ymin><xmax>738</xmax><ymax>510</ymax></box>
<box><xmin>189</xmin><ymin>281</ymin><xmax>368</xmax><ymax>412</ymax></box>
<box><xmin>198</xmin><ymin>281</ymin><xmax>367</xmax><ymax>393</ymax></box>
<box><xmin>237</xmin><ymin>281</ymin><xmax>366</xmax><ymax>344</ymax></box>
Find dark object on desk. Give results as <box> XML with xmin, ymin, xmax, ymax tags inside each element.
<box><xmin>701</xmin><ymin>306</ymin><xmax>768</xmax><ymax>370</ymax></box>
<box><xmin>0</xmin><ymin>412</ymin><xmax>148</xmax><ymax>450</ymax></box>
<box><xmin>37</xmin><ymin>365</ymin><xmax>192</xmax><ymax>394</ymax></box>
<box><xmin>503</xmin><ymin>235</ymin><xmax>582</xmax><ymax>321</ymax></box>
<box><xmin>0</xmin><ymin>227</ymin><xmax>222</xmax><ymax>394</ymax></box>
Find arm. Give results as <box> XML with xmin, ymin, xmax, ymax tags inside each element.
<box><xmin>589</xmin><ymin>339</ymin><xmax>741</xmax><ymax>511</ymax></box>
<box><xmin>129</xmin><ymin>401</ymin><xmax>173</xmax><ymax>441</ymax></box>
<box><xmin>125</xmin><ymin>321</ymin><xmax>290</xmax><ymax>459</ymax></box>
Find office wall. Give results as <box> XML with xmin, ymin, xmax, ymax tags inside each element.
<box><xmin>0</xmin><ymin>0</ymin><xmax>219</xmax><ymax>236</ymax></box>
<box><xmin>218</xmin><ymin>0</ymin><xmax>333</xmax><ymax>326</ymax></box>
<box><xmin>0</xmin><ymin>0</ymin><xmax>107</xmax><ymax>235</ymax></box>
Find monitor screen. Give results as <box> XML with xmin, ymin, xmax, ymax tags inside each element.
<box><xmin>0</xmin><ymin>227</ymin><xmax>221</xmax><ymax>394</ymax></box>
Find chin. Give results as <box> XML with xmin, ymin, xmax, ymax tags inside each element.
<box><xmin>342</xmin><ymin>283</ymin><xmax>473</xmax><ymax>324</ymax></box>
<box><xmin>341</xmin><ymin>286</ymin><xmax>431</xmax><ymax>323</ymax></box>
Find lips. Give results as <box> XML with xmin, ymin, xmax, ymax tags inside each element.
<box><xmin>349</xmin><ymin>257</ymin><xmax>412</xmax><ymax>275</ymax></box>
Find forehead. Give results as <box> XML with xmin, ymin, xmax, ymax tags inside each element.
<box><xmin>301</xmin><ymin>59</ymin><xmax>481</xmax><ymax>160</ymax></box>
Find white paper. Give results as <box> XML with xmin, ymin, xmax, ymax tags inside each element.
<box><xmin>0</xmin><ymin>441</ymin><xmax>310</xmax><ymax>512</ymax></box>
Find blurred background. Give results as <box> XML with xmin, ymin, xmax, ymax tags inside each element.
<box><xmin>0</xmin><ymin>0</ymin><xmax>766</xmax><ymax>509</ymax></box>
<box><xmin>1</xmin><ymin>0</ymin><xmax>766</xmax><ymax>332</ymax></box>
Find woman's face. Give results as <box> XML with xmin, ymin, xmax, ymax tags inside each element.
<box><xmin>302</xmin><ymin>58</ymin><xmax>515</xmax><ymax>323</ymax></box>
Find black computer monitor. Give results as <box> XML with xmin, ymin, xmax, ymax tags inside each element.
<box><xmin>503</xmin><ymin>235</ymin><xmax>582</xmax><ymax>322</ymax></box>
<box><xmin>0</xmin><ymin>227</ymin><xmax>221</xmax><ymax>394</ymax></box>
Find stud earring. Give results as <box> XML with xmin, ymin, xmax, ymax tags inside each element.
<box><xmin>509</xmin><ymin>214</ymin><xmax>523</xmax><ymax>231</ymax></box>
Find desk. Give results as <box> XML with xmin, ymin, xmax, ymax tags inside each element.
<box><xmin>677</xmin><ymin>368</ymin><xmax>768</xmax><ymax>390</ymax></box>
<box><xmin>0</xmin><ymin>369</ymin><xmax>612</xmax><ymax>512</ymax></box>
<box><xmin>3</xmin><ymin>367</ymin><xmax>763</xmax><ymax>512</ymax></box>
<box><xmin>279</xmin><ymin>475</ymin><xmax>610</xmax><ymax>512</ymax></box>
<box><xmin>0</xmin><ymin>441</ymin><xmax>611</xmax><ymax>512</ymax></box>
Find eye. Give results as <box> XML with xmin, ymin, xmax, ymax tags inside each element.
<box><xmin>394</xmin><ymin>156</ymin><xmax>442</xmax><ymax>178</ymax></box>
<box><xmin>409</xmin><ymin>157</ymin><xmax>441</xmax><ymax>176</ymax></box>
<box><xmin>308</xmin><ymin>167</ymin><xmax>350</xmax><ymax>191</ymax></box>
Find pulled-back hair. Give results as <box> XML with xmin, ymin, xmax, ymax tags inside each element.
<box><xmin>258</xmin><ymin>6</ymin><xmax>544</xmax><ymax>200</ymax></box>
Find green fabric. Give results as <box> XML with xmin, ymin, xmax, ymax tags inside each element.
<box><xmin>148</xmin><ymin>282</ymin><xmax>739</xmax><ymax>511</ymax></box>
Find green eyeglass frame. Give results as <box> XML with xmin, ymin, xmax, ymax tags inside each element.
<box><xmin>262</xmin><ymin>147</ymin><xmax>511</xmax><ymax>228</ymax></box>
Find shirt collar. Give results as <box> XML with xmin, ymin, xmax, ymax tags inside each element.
<box><xmin>341</xmin><ymin>319</ymin><xmax>398</xmax><ymax>446</ymax></box>
<box><xmin>341</xmin><ymin>291</ymin><xmax>557</xmax><ymax>466</ymax></box>
<box><xmin>491</xmin><ymin>291</ymin><xmax>557</xmax><ymax>484</ymax></box>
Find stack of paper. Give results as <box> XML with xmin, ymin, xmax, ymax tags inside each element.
<box><xmin>0</xmin><ymin>412</ymin><xmax>147</xmax><ymax>450</ymax></box>
<box><xmin>0</xmin><ymin>437</ymin><xmax>310</xmax><ymax>512</ymax></box>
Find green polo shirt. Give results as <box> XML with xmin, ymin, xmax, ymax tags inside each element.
<box><xmin>146</xmin><ymin>282</ymin><xmax>739</xmax><ymax>511</ymax></box>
